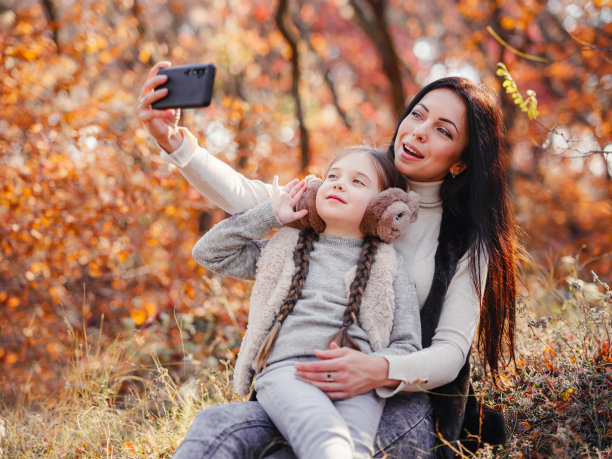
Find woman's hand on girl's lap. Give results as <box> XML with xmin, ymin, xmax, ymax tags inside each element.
<box><xmin>138</xmin><ymin>61</ymin><xmax>183</xmax><ymax>153</ymax></box>
<box><xmin>294</xmin><ymin>344</ymin><xmax>396</xmax><ymax>399</ymax></box>
<box><xmin>271</xmin><ymin>176</ymin><xmax>309</xmax><ymax>225</ymax></box>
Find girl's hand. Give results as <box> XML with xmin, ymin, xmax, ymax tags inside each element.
<box><xmin>271</xmin><ymin>176</ymin><xmax>309</xmax><ymax>225</ymax></box>
<box><xmin>294</xmin><ymin>343</ymin><xmax>397</xmax><ymax>399</ymax></box>
<box><xmin>138</xmin><ymin>61</ymin><xmax>183</xmax><ymax>153</ymax></box>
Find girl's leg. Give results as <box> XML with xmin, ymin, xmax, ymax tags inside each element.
<box><xmin>255</xmin><ymin>361</ymin><xmax>355</xmax><ymax>459</ymax></box>
<box><xmin>171</xmin><ymin>388</ymin><xmax>434</xmax><ymax>459</ymax></box>
<box><xmin>333</xmin><ymin>392</ymin><xmax>385</xmax><ymax>459</ymax></box>
<box><xmin>373</xmin><ymin>392</ymin><xmax>436</xmax><ymax>458</ymax></box>
<box><xmin>171</xmin><ymin>401</ymin><xmax>291</xmax><ymax>459</ymax></box>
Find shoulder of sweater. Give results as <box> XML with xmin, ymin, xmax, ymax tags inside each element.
<box><xmin>263</xmin><ymin>226</ymin><xmax>301</xmax><ymax>249</ymax></box>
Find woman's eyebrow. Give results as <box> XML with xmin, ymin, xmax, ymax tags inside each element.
<box><xmin>440</xmin><ymin>118</ymin><xmax>458</xmax><ymax>134</ymax></box>
<box><xmin>417</xmin><ymin>103</ymin><xmax>458</xmax><ymax>134</ymax></box>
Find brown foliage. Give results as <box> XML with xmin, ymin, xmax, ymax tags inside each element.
<box><xmin>0</xmin><ymin>0</ymin><xmax>609</xmax><ymax>401</ymax></box>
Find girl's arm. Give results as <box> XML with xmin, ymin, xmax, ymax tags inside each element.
<box><xmin>193</xmin><ymin>178</ymin><xmax>308</xmax><ymax>279</ymax></box>
<box><xmin>192</xmin><ymin>201</ymin><xmax>281</xmax><ymax>280</ymax></box>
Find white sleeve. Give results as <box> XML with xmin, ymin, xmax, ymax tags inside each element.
<box><xmin>376</xmin><ymin>250</ymin><xmax>487</xmax><ymax>396</ymax></box>
<box><xmin>160</xmin><ymin>127</ymin><xmax>273</xmax><ymax>214</ymax></box>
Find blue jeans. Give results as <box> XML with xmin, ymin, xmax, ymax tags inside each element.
<box><xmin>172</xmin><ymin>392</ymin><xmax>435</xmax><ymax>458</ymax></box>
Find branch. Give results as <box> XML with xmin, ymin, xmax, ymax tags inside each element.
<box><xmin>349</xmin><ymin>0</ymin><xmax>408</xmax><ymax>116</ymax></box>
<box><xmin>292</xmin><ymin>16</ymin><xmax>352</xmax><ymax>129</ymax></box>
<box><xmin>40</xmin><ymin>0</ymin><xmax>60</xmax><ymax>53</ymax></box>
<box><xmin>275</xmin><ymin>0</ymin><xmax>310</xmax><ymax>171</ymax></box>
<box><xmin>486</xmin><ymin>26</ymin><xmax>549</xmax><ymax>63</ymax></box>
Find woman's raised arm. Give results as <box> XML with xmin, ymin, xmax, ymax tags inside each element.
<box><xmin>138</xmin><ymin>62</ymin><xmax>275</xmax><ymax>214</ymax></box>
<box><xmin>161</xmin><ymin>128</ymin><xmax>273</xmax><ymax>214</ymax></box>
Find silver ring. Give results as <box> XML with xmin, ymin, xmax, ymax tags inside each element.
<box><xmin>325</xmin><ymin>372</ymin><xmax>333</xmax><ymax>382</ymax></box>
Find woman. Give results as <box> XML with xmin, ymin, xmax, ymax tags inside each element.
<box><xmin>138</xmin><ymin>62</ymin><xmax>516</xmax><ymax>458</ymax></box>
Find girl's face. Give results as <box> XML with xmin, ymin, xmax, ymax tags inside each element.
<box><xmin>394</xmin><ymin>88</ymin><xmax>469</xmax><ymax>182</ymax></box>
<box><xmin>316</xmin><ymin>151</ymin><xmax>381</xmax><ymax>238</ymax></box>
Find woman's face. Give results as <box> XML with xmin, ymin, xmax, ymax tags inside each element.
<box><xmin>393</xmin><ymin>88</ymin><xmax>469</xmax><ymax>182</ymax></box>
<box><xmin>316</xmin><ymin>151</ymin><xmax>381</xmax><ymax>238</ymax></box>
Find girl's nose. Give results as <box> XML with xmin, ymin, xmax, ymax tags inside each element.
<box><xmin>332</xmin><ymin>182</ymin><xmax>344</xmax><ymax>190</ymax></box>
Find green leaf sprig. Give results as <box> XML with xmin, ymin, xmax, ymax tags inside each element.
<box><xmin>496</xmin><ymin>62</ymin><xmax>539</xmax><ymax>120</ymax></box>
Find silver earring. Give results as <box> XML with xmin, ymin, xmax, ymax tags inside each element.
<box><xmin>451</xmin><ymin>170</ymin><xmax>456</xmax><ymax>179</ymax></box>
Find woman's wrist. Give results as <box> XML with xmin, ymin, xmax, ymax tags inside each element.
<box><xmin>371</xmin><ymin>355</ymin><xmax>401</xmax><ymax>389</ymax></box>
<box><xmin>158</xmin><ymin>130</ymin><xmax>183</xmax><ymax>153</ymax></box>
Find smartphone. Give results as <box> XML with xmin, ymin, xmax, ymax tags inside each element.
<box><xmin>152</xmin><ymin>63</ymin><xmax>216</xmax><ymax>110</ymax></box>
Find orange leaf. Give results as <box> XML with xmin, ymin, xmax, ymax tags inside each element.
<box><xmin>131</xmin><ymin>308</ymin><xmax>147</xmax><ymax>325</ymax></box>
<box><xmin>7</xmin><ymin>297</ymin><xmax>20</xmax><ymax>308</ymax></box>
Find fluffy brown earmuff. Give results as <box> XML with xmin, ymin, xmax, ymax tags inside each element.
<box><xmin>295</xmin><ymin>179</ymin><xmax>420</xmax><ymax>242</ymax></box>
<box><xmin>359</xmin><ymin>188</ymin><xmax>420</xmax><ymax>243</ymax></box>
<box><xmin>295</xmin><ymin>178</ymin><xmax>326</xmax><ymax>233</ymax></box>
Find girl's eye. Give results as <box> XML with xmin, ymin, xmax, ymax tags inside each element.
<box><xmin>411</xmin><ymin>110</ymin><xmax>422</xmax><ymax>119</ymax></box>
<box><xmin>353</xmin><ymin>179</ymin><xmax>364</xmax><ymax>186</ymax></box>
<box><xmin>327</xmin><ymin>173</ymin><xmax>337</xmax><ymax>179</ymax></box>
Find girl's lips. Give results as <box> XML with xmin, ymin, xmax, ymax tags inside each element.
<box><xmin>326</xmin><ymin>194</ymin><xmax>346</xmax><ymax>204</ymax></box>
<box><xmin>401</xmin><ymin>143</ymin><xmax>424</xmax><ymax>160</ymax></box>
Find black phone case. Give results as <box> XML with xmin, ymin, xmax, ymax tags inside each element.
<box><xmin>152</xmin><ymin>63</ymin><xmax>216</xmax><ymax>109</ymax></box>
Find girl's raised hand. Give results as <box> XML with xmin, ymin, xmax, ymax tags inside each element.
<box><xmin>138</xmin><ymin>61</ymin><xmax>183</xmax><ymax>153</ymax></box>
<box><xmin>271</xmin><ymin>176</ymin><xmax>309</xmax><ymax>225</ymax></box>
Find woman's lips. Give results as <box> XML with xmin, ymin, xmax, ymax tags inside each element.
<box><xmin>401</xmin><ymin>143</ymin><xmax>424</xmax><ymax>160</ymax></box>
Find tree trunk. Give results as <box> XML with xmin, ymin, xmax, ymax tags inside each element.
<box><xmin>349</xmin><ymin>0</ymin><xmax>408</xmax><ymax>116</ymax></box>
<box><xmin>40</xmin><ymin>0</ymin><xmax>60</xmax><ymax>53</ymax></box>
<box><xmin>275</xmin><ymin>0</ymin><xmax>310</xmax><ymax>171</ymax></box>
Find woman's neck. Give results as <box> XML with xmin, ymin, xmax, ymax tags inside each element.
<box><xmin>406</xmin><ymin>179</ymin><xmax>443</xmax><ymax>208</ymax></box>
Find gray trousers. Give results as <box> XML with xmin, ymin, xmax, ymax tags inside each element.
<box><xmin>172</xmin><ymin>386</ymin><xmax>435</xmax><ymax>458</ymax></box>
<box><xmin>254</xmin><ymin>360</ymin><xmax>384</xmax><ymax>458</ymax></box>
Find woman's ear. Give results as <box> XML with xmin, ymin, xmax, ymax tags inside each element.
<box><xmin>450</xmin><ymin>161</ymin><xmax>467</xmax><ymax>176</ymax></box>
<box><xmin>295</xmin><ymin>178</ymin><xmax>326</xmax><ymax>233</ymax></box>
<box><xmin>360</xmin><ymin>188</ymin><xmax>421</xmax><ymax>243</ymax></box>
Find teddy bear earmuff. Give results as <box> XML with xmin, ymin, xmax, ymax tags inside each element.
<box><xmin>295</xmin><ymin>178</ymin><xmax>420</xmax><ymax>243</ymax></box>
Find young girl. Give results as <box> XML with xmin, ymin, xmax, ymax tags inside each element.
<box><xmin>192</xmin><ymin>146</ymin><xmax>421</xmax><ymax>459</ymax></box>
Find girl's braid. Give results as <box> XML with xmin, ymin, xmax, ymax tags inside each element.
<box><xmin>328</xmin><ymin>236</ymin><xmax>380</xmax><ymax>350</ymax></box>
<box><xmin>255</xmin><ymin>228</ymin><xmax>318</xmax><ymax>372</ymax></box>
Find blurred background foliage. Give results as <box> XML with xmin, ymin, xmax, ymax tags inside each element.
<box><xmin>0</xmin><ymin>0</ymin><xmax>610</xmax><ymax>403</ymax></box>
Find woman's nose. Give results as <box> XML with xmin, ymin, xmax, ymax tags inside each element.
<box><xmin>413</xmin><ymin>127</ymin><xmax>427</xmax><ymax>142</ymax></box>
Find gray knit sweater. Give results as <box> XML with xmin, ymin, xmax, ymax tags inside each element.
<box><xmin>192</xmin><ymin>200</ymin><xmax>421</xmax><ymax>370</ymax></box>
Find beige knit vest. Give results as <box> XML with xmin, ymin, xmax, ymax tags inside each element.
<box><xmin>232</xmin><ymin>227</ymin><xmax>398</xmax><ymax>396</ymax></box>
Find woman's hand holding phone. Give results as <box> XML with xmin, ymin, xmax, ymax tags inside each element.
<box><xmin>138</xmin><ymin>61</ymin><xmax>183</xmax><ymax>153</ymax></box>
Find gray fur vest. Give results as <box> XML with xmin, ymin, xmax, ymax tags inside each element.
<box><xmin>233</xmin><ymin>227</ymin><xmax>400</xmax><ymax>396</ymax></box>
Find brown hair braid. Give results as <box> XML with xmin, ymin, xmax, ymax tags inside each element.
<box><xmin>328</xmin><ymin>236</ymin><xmax>380</xmax><ymax>350</ymax></box>
<box><xmin>255</xmin><ymin>228</ymin><xmax>318</xmax><ymax>372</ymax></box>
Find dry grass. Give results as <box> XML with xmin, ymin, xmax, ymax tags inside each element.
<box><xmin>0</xmin><ymin>324</ymin><xmax>240</xmax><ymax>458</ymax></box>
<box><xmin>1</xmin><ymin>257</ymin><xmax>610</xmax><ymax>458</ymax></box>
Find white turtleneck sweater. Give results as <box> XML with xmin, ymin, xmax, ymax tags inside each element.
<box><xmin>161</xmin><ymin>128</ymin><xmax>486</xmax><ymax>394</ymax></box>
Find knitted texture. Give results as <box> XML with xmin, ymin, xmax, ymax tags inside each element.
<box><xmin>233</xmin><ymin>229</ymin><xmax>401</xmax><ymax>396</ymax></box>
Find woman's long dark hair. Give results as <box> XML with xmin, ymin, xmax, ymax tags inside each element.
<box><xmin>388</xmin><ymin>77</ymin><xmax>517</xmax><ymax>382</ymax></box>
